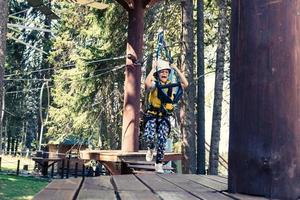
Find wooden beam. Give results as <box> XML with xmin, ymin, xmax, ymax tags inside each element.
<box><xmin>115</xmin><ymin>0</ymin><xmax>130</xmax><ymax>11</ymax></box>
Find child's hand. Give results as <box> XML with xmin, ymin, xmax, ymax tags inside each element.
<box><xmin>171</xmin><ymin>64</ymin><xmax>180</xmax><ymax>72</ymax></box>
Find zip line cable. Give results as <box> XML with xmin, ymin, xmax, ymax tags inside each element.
<box><xmin>9</xmin><ymin>15</ymin><xmax>51</xmax><ymax>29</ymax></box>
<box><xmin>4</xmin><ymin>78</ymin><xmax>51</xmax><ymax>81</ymax></box>
<box><xmin>6</xmin><ymin>87</ymin><xmax>51</xmax><ymax>94</ymax></box>
<box><xmin>4</xmin><ymin>63</ymin><xmax>126</xmax><ymax>82</ymax></box>
<box><xmin>4</xmin><ymin>61</ymin><xmax>216</xmax><ymax>94</ymax></box>
<box><xmin>5</xmin><ymin>64</ymin><xmax>126</xmax><ymax>94</ymax></box>
<box><xmin>9</xmin><ymin>8</ymin><xmax>33</xmax><ymax>16</ymax></box>
<box><xmin>4</xmin><ymin>68</ymin><xmax>54</xmax><ymax>77</ymax></box>
<box><xmin>4</xmin><ymin>41</ymin><xmax>179</xmax><ymax>79</ymax></box>
<box><xmin>4</xmin><ymin>55</ymin><xmax>126</xmax><ymax>78</ymax></box>
<box><xmin>8</xmin><ymin>23</ymin><xmax>54</xmax><ymax>33</ymax></box>
<box><xmin>62</xmin><ymin>55</ymin><xmax>126</xmax><ymax>68</ymax></box>
<box><xmin>4</xmin><ymin>41</ymin><xmax>178</xmax><ymax>79</ymax></box>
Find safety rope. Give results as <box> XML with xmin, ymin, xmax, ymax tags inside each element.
<box><xmin>154</xmin><ymin>29</ymin><xmax>183</xmax><ymax>105</ymax></box>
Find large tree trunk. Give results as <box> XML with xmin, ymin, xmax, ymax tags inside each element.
<box><xmin>121</xmin><ymin>0</ymin><xmax>144</xmax><ymax>152</ymax></box>
<box><xmin>208</xmin><ymin>0</ymin><xmax>228</xmax><ymax>175</ymax></box>
<box><xmin>229</xmin><ymin>1</ymin><xmax>300</xmax><ymax>199</ymax></box>
<box><xmin>196</xmin><ymin>0</ymin><xmax>206</xmax><ymax>175</ymax></box>
<box><xmin>0</xmin><ymin>0</ymin><xmax>8</xmax><ymax>154</ymax></box>
<box><xmin>181</xmin><ymin>0</ymin><xmax>196</xmax><ymax>174</ymax></box>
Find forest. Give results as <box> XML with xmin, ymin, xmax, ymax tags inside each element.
<box><xmin>0</xmin><ymin>0</ymin><xmax>231</xmax><ymax>175</ymax></box>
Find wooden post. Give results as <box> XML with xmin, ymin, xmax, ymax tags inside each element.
<box><xmin>66</xmin><ymin>158</ymin><xmax>70</xmax><ymax>178</ymax></box>
<box><xmin>75</xmin><ymin>162</ymin><xmax>78</xmax><ymax>178</ymax></box>
<box><xmin>82</xmin><ymin>164</ymin><xmax>85</xmax><ymax>179</ymax></box>
<box><xmin>42</xmin><ymin>161</ymin><xmax>48</xmax><ymax>176</ymax></box>
<box><xmin>0</xmin><ymin>157</ymin><xmax>2</xmax><ymax>171</ymax></box>
<box><xmin>51</xmin><ymin>163</ymin><xmax>54</xmax><ymax>178</ymax></box>
<box><xmin>121</xmin><ymin>0</ymin><xmax>145</xmax><ymax>152</ymax></box>
<box><xmin>16</xmin><ymin>159</ymin><xmax>20</xmax><ymax>175</ymax></box>
<box><xmin>229</xmin><ymin>1</ymin><xmax>300</xmax><ymax>199</ymax></box>
<box><xmin>61</xmin><ymin>159</ymin><xmax>64</xmax><ymax>179</ymax></box>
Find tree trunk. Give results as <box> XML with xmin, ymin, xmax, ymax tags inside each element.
<box><xmin>196</xmin><ymin>0</ymin><xmax>206</xmax><ymax>175</ymax></box>
<box><xmin>0</xmin><ymin>0</ymin><xmax>8</xmax><ymax>154</ymax></box>
<box><xmin>121</xmin><ymin>0</ymin><xmax>144</xmax><ymax>152</ymax></box>
<box><xmin>7</xmin><ymin>137</ymin><xmax>10</xmax><ymax>154</ymax></box>
<box><xmin>208</xmin><ymin>0</ymin><xmax>228</xmax><ymax>175</ymax></box>
<box><xmin>181</xmin><ymin>0</ymin><xmax>196</xmax><ymax>174</ymax></box>
<box><xmin>229</xmin><ymin>1</ymin><xmax>300</xmax><ymax>198</ymax></box>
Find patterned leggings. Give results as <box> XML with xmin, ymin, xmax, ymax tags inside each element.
<box><xmin>144</xmin><ymin>116</ymin><xmax>170</xmax><ymax>163</ymax></box>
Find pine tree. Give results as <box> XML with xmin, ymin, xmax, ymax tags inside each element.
<box><xmin>181</xmin><ymin>0</ymin><xmax>197</xmax><ymax>174</ymax></box>
<box><xmin>209</xmin><ymin>0</ymin><xmax>229</xmax><ymax>175</ymax></box>
<box><xmin>0</xmin><ymin>0</ymin><xmax>8</xmax><ymax>153</ymax></box>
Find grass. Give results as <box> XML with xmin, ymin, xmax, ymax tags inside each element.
<box><xmin>0</xmin><ymin>174</ymin><xmax>49</xmax><ymax>200</ymax></box>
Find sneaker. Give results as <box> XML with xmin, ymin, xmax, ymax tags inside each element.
<box><xmin>155</xmin><ymin>163</ymin><xmax>164</xmax><ymax>173</ymax></box>
<box><xmin>146</xmin><ymin>147</ymin><xmax>153</xmax><ymax>162</ymax></box>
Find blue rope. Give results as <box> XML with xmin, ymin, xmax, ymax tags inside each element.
<box><xmin>156</xmin><ymin>30</ymin><xmax>173</xmax><ymax>63</ymax></box>
<box><xmin>154</xmin><ymin>30</ymin><xmax>183</xmax><ymax>104</ymax></box>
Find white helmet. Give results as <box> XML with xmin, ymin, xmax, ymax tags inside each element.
<box><xmin>156</xmin><ymin>59</ymin><xmax>171</xmax><ymax>72</ymax></box>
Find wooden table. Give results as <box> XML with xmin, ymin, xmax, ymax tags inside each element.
<box><xmin>34</xmin><ymin>174</ymin><xmax>268</xmax><ymax>200</ymax></box>
<box><xmin>32</xmin><ymin>157</ymin><xmax>63</xmax><ymax>176</ymax></box>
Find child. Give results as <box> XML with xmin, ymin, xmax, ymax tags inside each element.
<box><xmin>144</xmin><ymin>59</ymin><xmax>188</xmax><ymax>173</ymax></box>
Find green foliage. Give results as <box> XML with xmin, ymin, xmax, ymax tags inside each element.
<box><xmin>47</xmin><ymin>1</ymin><xmax>126</xmax><ymax>148</ymax></box>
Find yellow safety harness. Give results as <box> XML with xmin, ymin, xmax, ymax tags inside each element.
<box><xmin>147</xmin><ymin>80</ymin><xmax>174</xmax><ymax>116</ymax></box>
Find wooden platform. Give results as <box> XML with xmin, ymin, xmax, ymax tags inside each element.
<box><xmin>80</xmin><ymin>150</ymin><xmax>182</xmax><ymax>175</ymax></box>
<box><xmin>34</xmin><ymin>174</ymin><xmax>269</xmax><ymax>200</ymax></box>
<box><xmin>80</xmin><ymin>150</ymin><xmax>182</xmax><ymax>162</ymax></box>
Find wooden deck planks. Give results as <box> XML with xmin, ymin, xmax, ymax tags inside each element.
<box><xmin>156</xmin><ymin>191</ymin><xmax>199</xmax><ymax>200</ymax></box>
<box><xmin>205</xmin><ymin>175</ymin><xmax>228</xmax><ymax>184</ymax></box>
<box><xmin>77</xmin><ymin>176</ymin><xmax>115</xmax><ymax>200</ymax></box>
<box><xmin>184</xmin><ymin>174</ymin><xmax>228</xmax><ymax>191</ymax></box>
<box><xmin>158</xmin><ymin>174</ymin><xmax>233</xmax><ymax>200</ymax></box>
<box><xmin>136</xmin><ymin>174</ymin><xmax>184</xmax><ymax>191</ymax></box>
<box><xmin>33</xmin><ymin>178</ymin><xmax>82</xmax><ymax>200</ymax></box>
<box><xmin>112</xmin><ymin>174</ymin><xmax>159</xmax><ymax>199</ymax></box>
<box><xmin>33</xmin><ymin>174</ymin><xmax>268</xmax><ymax>200</ymax></box>
<box><xmin>136</xmin><ymin>174</ymin><xmax>203</xmax><ymax>199</ymax></box>
<box><xmin>117</xmin><ymin>191</ymin><xmax>161</xmax><ymax>200</ymax></box>
<box><xmin>112</xmin><ymin>174</ymin><xmax>150</xmax><ymax>191</ymax></box>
